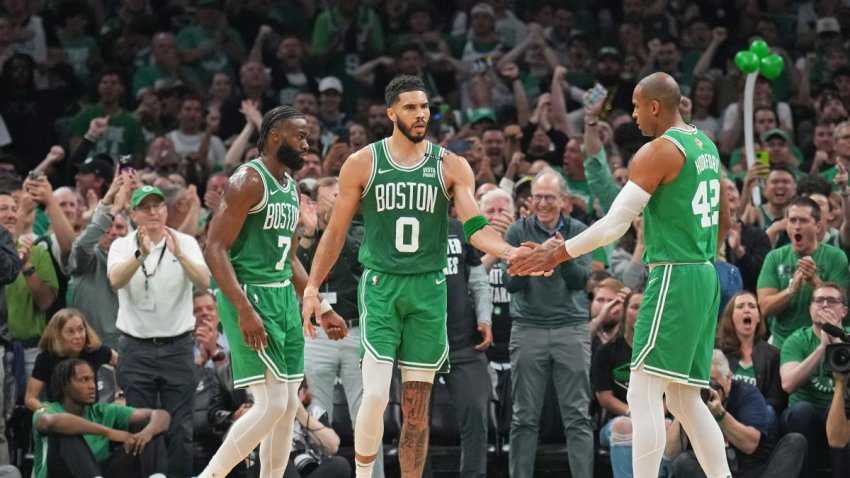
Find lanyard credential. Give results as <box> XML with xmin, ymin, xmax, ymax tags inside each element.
<box><xmin>137</xmin><ymin>233</ymin><xmax>168</xmax><ymax>292</ymax></box>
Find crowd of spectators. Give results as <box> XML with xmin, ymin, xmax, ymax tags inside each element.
<box><xmin>2</xmin><ymin>0</ymin><xmax>850</xmax><ymax>477</ymax></box>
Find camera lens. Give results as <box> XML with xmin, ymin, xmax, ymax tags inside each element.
<box><xmin>836</xmin><ymin>348</ymin><xmax>850</xmax><ymax>367</ymax></box>
<box><xmin>294</xmin><ymin>453</ymin><xmax>319</xmax><ymax>474</ymax></box>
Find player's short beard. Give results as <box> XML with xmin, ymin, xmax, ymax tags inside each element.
<box><xmin>395</xmin><ymin>118</ymin><xmax>427</xmax><ymax>144</ymax></box>
<box><xmin>276</xmin><ymin>143</ymin><xmax>305</xmax><ymax>170</ymax></box>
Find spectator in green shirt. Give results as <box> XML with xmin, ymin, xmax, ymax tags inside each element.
<box><xmin>779</xmin><ymin>282</ymin><xmax>850</xmax><ymax>478</ymax></box>
<box><xmin>175</xmin><ymin>0</ymin><xmax>246</xmax><ymax>86</ymax></box>
<box><xmin>68</xmin><ymin>69</ymin><xmax>146</xmax><ymax>165</ymax></box>
<box><xmin>757</xmin><ymin>196</ymin><xmax>850</xmax><ymax>348</ymax></box>
<box><xmin>0</xmin><ymin>189</ymin><xmax>58</xmax><ymax>402</ymax></box>
<box><xmin>33</xmin><ymin>358</ymin><xmax>170</xmax><ymax>478</ymax></box>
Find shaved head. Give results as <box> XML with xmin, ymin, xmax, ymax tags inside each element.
<box><xmin>636</xmin><ymin>72</ymin><xmax>681</xmax><ymax>111</ymax></box>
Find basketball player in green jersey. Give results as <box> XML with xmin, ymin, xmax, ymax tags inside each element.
<box><xmin>510</xmin><ymin>72</ymin><xmax>733</xmax><ymax>478</ymax></box>
<box><xmin>200</xmin><ymin>106</ymin><xmax>348</xmax><ymax>478</ymax></box>
<box><xmin>301</xmin><ymin>75</ymin><xmax>520</xmax><ymax>478</ymax></box>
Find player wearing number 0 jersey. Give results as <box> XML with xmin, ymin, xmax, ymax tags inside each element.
<box><xmin>358</xmin><ymin>138</ymin><xmax>451</xmax><ymax>372</ymax></box>
<box><xmin>301</xmin><ymin>75</ymin><xmax>519</xmax><ymax>478</ymax></box>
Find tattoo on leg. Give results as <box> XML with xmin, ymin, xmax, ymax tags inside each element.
<box><xmin>399</xmin><ymin>381</ymin><xmax>432</xmax><ymax>477</ymax></box>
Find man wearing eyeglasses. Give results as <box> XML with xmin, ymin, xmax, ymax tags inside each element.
<box><xmin>107</xmin><ymin>185</ymin><xmax>210</xmax><ymax>478</ymax></box>
<box><xmin>501</xmin><ymin>168</ymin><xmax>594</xmax><ymax>478</ymax></box>
<box><xmin>779</xmin><ymin>282</ymin><xmax>850</xmax><ymax>477</ymax></box>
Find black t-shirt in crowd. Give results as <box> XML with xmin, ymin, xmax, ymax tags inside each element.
<box><xmin>486</xmin><ymin>260</ymin><xmax>512</xmax><ymax>364</ymax></box>
<box><xmin>591</xmin><ymin>336</ymin><xmax>632</xmax><ymax>406</ymax></box>
<box><xmin>32</xmin><ymin>345</ymin><xmax>112</xmax><ymax>401</ymax></box>
<box><xmin>445</xmin><ymin>218</ymin><xmax>483</xmax><ymax>352</ymax></box>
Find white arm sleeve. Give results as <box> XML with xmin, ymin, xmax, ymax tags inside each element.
<box><xmin>564</xmin><ymin>181</ymin><xmax>651</xmax><ymax>257</ymax></box>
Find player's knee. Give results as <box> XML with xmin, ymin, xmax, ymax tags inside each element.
<box><xmin>361</xmin><ymin>388</ymin><xmax>389</xmax><ymax>413</ymax></box>
<box><xmin>610</xmin><ymin>416</ymin><xmax>633</xmax><ymax>445</ymax></box>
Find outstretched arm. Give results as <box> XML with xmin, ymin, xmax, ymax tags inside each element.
<box><xmin>442</xmin><ymin>152</ymin><xmax>516</xmax><ymax>260</ymax></box>
<box><xmin>509</xmin><ymin>139</ymin><xmax>683</xmax><ymax>275</ymax></box>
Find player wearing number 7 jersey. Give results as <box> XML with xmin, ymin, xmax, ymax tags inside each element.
<box><xmin>510</xmin><ymin>73</ymin><xmax>733</xmax><ymax>478</ymax></box>
<box><xmin>301</xmin><ymin>75</ymin><xmax>520</xmax><ymax>478</ymax></box>
<box><xmin>199</xmin><ymin>106</ymin><xmax>349</xmax><ymax>478</ymax></box>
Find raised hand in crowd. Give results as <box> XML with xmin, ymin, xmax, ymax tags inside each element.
<box><xmin>194</xmin><ymin>322</ymin><xmax>219</xmax><ymax>366</ymax></box>
<box><xmin>17</xmin><ymin>234</ymin><xmax>33</xmax><ymax>263</ymax></box>
<box><xmin>204</xmin><ymin>187</ymin><xmax>222</xmax><ymax>213</ymax></box>
<box><xmin>86</xmin><ymin>116</ymin><xmax>110</xmax><ymax>142</ymax></box>
<box><xmin>33</xmin><ymin>145</ymin><xmax>66</xmax><ymax>175</ymax></box>
<box><xmin>298</xmin><ymin>196</ymin><xmax>318</xmax><ymax>242</ymax></box>
<box><xmin>489</xmin><ymin>208</ymin><xmax>516</xmax><ymax>237</ymax></box>
<box><xmin>239</xmin><ymin>100</ymin><xmax>262</xmax><ymax>129</ymax></box>
<box><xmin>322</xmin><ymin>142</ymin><xmax>350</xmax><ymax>177</ymax></box>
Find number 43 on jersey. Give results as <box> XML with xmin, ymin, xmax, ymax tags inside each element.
<box><xmin>691</xmin><ymin>179</ymin><xmax>720</xmax><ymax>228</ymax></box>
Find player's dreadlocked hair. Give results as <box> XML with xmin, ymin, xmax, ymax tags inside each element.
<box><xmin>51</xmin><ymin>358</ymin><xmax>90</xmax><ymax>403</ymax></box>
<box><xmin>257</xmin><ymin>106</ymin><xmax>305</xmax><ymax>153</ymax></box>
<box><xmin>385</xmin><ymin>75</ymin><xmax>427</xmax><ymax>106</ymax></box>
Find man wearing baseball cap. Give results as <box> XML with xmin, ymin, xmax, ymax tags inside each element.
<box><xmin>107</xmin><ymin>184</ymin><xmax>210</xmax><ymax>478</ymax></box>
<box><xmin>75</xmin><ymin>155</ymin><xmax>115</xmax><ymax>199</ymax></box>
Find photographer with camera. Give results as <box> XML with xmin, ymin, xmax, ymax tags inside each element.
<box><xmin>780</xmin><ymin>282</ymin><xmax>850</xmax><ymax>477</ymax></box>
<box><xmin>669</xmin><ymin>350</ymin><xmax>807</xmax><ymax>478</ymax></box>
<box><xmin>285</xmin><ymin>379</ymin><xmax>350</xmax><ymax>478</ymax></box>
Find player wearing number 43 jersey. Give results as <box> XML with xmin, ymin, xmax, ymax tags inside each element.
<box><xmin>510</xmin><ymin>73</ymin><xmax>733</xmax><ymax>478</ymax></box>
<box><xmin>302</xmin><ymin>75</ymin><xmax>521</xmax><ymax>478</ymax></box>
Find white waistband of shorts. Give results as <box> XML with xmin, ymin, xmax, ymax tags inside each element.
<box><xmin>648</xmin><ymin>261</ymin><xmax>711</xmax><ymax>271</ymax></box>
<box><xmin>244</xmin><ymin>280</ymin><xmax>291</xmax><ymax>288</ymax></box>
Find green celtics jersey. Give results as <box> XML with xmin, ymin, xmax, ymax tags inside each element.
<box><xmin>359</xmin><ymin>139</ymin><xmax>450</xmax><ymax>274</ymax></box>
<box><xmin>642</xmin><ymin>126</ymin><xmax>721</xmax><ymax>264</ymax></box>
<box><xmin>229</xmin><ymin>159</ymin><xmax>300</xmax><ymax>284</ymax></box>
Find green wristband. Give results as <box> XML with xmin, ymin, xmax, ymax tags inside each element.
<box><xmin>463</xmin><ymin>215</ymin><xmax>490</xmax><ymax>242</ymax></box>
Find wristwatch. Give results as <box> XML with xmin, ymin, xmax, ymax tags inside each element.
<box><xmin>134</xmin><ymin>249</ymin><xmax>147</xmax><ymax>264</ymax></box>
<box><xmin>22</xmin><ymin>266</ymin><xmax>36</xmax><ymax>277</ymax></box>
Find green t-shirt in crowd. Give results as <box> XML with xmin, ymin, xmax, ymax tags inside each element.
<box><xmin>733</xmin><ymin>361</ymin><xmax>757</xmax><ymax>387</ymax></box>
<box><xmin>819</xmin><ymin>164</ymin><xmax>843</xmax><ymax>191</ymax></box>
<box><xmin>58</xmin><ymin>33</ymin><xmax>100</xmax><ymax>86</ymax></box>
<box><xmin>33</xmin><ymin>402</ymin><xmax>135</xmax><ymax>478</ymax></box>
<box><xmin>780</xmin><ymin>327</ymin><xmax>844</xmax><ymax>408</ymax></box>
<box><xmin>7</xmin><ymin>244</ymin><xmax>58</xmax><ymax>340</ymax></box>
<box><xmin>311</xmin><ymin>6</ymin><xmax>385</xmax><ymax>112</ymax></box>
<box><xmin>175</xmin><ymin>25</ymin><xmax>243</xmax><ymax>85</ymax></box>
<box><xmin>756</xmin><ymin>243</ymin><xmax>850</xmax><ymax>348</ymax></box>
<box><xmin>69</xmin><ymin>105</ymin><xmax>146</xmax><ymax>158</ymax></box>
<box><xmin>33</xmin><ymin>209</ymin><xmax>49</xmax><ymax>237</ymax></box>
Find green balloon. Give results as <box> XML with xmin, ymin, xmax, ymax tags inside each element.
<box><xmin>735</xmin><ymin>51</ymin><xmax>760</xmax><ymax>74</ymax></box>
<box><xmin>749</xmin><ymin>39</ymin><xmax>770</xmax><ymax>59</ymax></box>
<box><xmin>760</xmin><ymin>54</ymin><xmax>785</xmax><ymax>80</ymax></box>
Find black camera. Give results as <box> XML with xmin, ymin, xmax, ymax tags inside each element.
<box><xmin>293</xmin><ymin>452</ymin><xmax>320</xmax><ymax>475</ymax></box>
<box><xmin>826</xmin><ymin>343</ymin><xmax>850</xmax><ymax>374</ymax></box>
<box><xmin>823</xmin><ymin>323</ymin><xmax>850</xmax><ymax>374</ymax></box>
<box><xmin>700</xmin><ymin>378</ymin><xmax>723</xmax><ymax>403</ymax></box>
